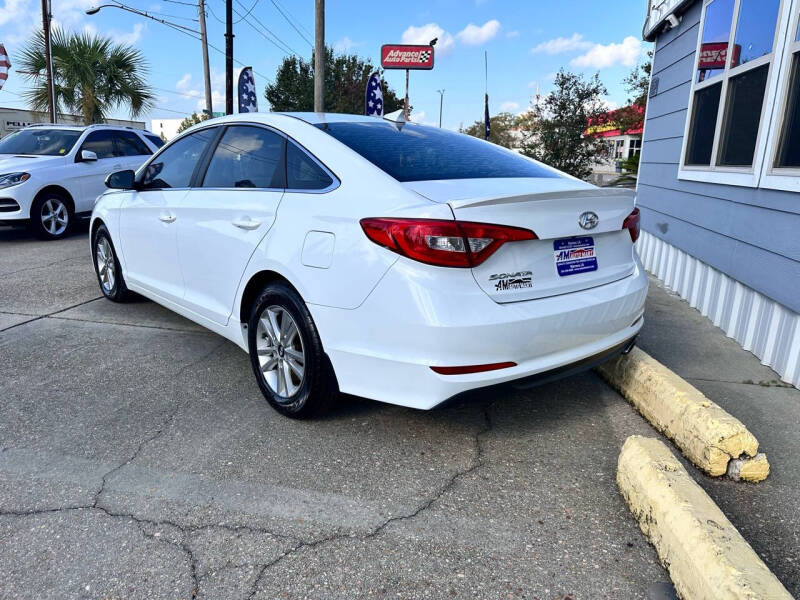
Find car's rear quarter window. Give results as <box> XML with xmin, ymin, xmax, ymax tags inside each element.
<box><xmin>314</xmin><ymin>121</ymin><xmax>562</xmax><ymax>182</ymax></box>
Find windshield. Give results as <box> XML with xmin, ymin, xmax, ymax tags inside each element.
<box><xmin>0</xmin><ymin>129</ymin><xmax>82</xmax><ymax>156</ymax></box>
<box><xmin>314</xmin><ymin>120</ymin><xmax>563</xmax><ymax>182</ymax></box>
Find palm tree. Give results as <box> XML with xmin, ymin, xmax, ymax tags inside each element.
<box><xmin>17</xmin><ymin>29</ymin><xmax>154</xmax><ymax>124</ymax></box>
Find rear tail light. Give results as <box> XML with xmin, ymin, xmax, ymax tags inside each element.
<box><xmin>431</xmin><ymin>361</ymin><xmax>517</xmax><ymax>375</ymax></box>
<box><xmin>360</xmin><ymin>218</ymin><xmax>537</xmax><ymax>268</ymax></box>
<box><xmin>623</xmin><ymin>207</ymin><xmax>641</xmax><ymax>243</ymax></box>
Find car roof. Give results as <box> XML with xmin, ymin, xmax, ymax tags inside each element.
<box><xmin>24</xmin><ymin>123</ymin><xmax>156</xmax><ymax>134</ymax></box>
<box><xmin>191</xmin><ymin>112</ymin><xmax>403</xmax><ymax>128</ymax></box>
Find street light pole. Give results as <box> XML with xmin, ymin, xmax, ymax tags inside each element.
<box><xmin>225</xmin><ymin>0</ymin><xmax>233</xmax><ymax>115</ymax></box>
<box><xmin>41</xmin><ymin>0</ymin><xmax>56</xmax><ymax>123</ymax></box>
<box><xmin>314</xmin><ymin>0</ymin><xmax>324</xmax><ymax>112</ymax></box>
<box><xmin>198</xmin><ymin>0</ymin><xmax>212</xmax><ymax>116</ymax></box>
<box><xmin>437</xmin><ymin>89</ymin><xmax>444</xmax><ymax>128</ymax></box>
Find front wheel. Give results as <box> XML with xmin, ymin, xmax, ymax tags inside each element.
<box><xmin>92</xmin><ymin>225</ymin><xmax>135</xmax><ymax>302</ymax></box>
<box><xmin>248</xmin><ymin>283</ymin><xmax>337</xmax><ymax>418</ymax></box>
<box><xmin>30</xmin><ymin>193</ymin><xmax>71</xmax><ymax>240</ymax></box>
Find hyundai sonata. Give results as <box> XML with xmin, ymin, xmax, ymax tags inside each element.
<box><xmin>91</xmin><ymin>113</ymin><xmax>647</xmax><ymax>418</ymax></box>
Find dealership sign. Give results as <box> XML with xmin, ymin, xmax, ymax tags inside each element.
<box><xmin>698</xmin><ymin>42</ymin><xmax>741</xmax><ymax>70</ymax></box>
<box><xmin>380</xmin><ymin>44</ymin><xmax>434</xmax><ymax>70</ymax></box>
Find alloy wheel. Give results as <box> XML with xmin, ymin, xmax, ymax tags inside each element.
<box><xmin>95</xmin><ymin>237</ymin><xmax>116</xmax><ymax>294</ymax></box>
<box><xmin>256</xmin><ymin>305</ymin><xmax>306</xmax><ymax>400</ymax></box>
<box><xmin>40</xmin><ymin>198</ymin><xmax>68</xmax><ymax>236</ymax></box>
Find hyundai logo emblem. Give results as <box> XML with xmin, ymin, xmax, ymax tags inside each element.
<box><xmin>578</xmin><ymin>211</ymin><xmax>599</xmax><ymax>230</ymax></box>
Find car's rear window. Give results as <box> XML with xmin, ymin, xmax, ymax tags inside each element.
<box><xmin>314</xmin><ymin>120</ymin><xmax>562</xmax><ymax>182</ymax></box>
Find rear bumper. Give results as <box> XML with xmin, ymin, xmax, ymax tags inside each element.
<box><xmin>310</xmin><ymin>254</ymin><xmax>649</xmax><ymax>409</ymax></box>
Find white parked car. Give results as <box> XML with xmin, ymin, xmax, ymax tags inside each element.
<box><xmin>91</xmin><ymin>113</ymin><xmax>647</xmax><ymax>418</ymax></box>
<box><xmin>0</xmin><ymin>124</ymin><xmax>163</xmax><ymax>239</ymax></box>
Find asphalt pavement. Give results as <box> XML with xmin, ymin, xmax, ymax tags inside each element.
<box><xmin>0</xmin><ymin>224</ymin><xmax>796</xmax><ymax>599</ymax></box>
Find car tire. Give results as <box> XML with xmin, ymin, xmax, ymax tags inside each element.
<box><xmin>30</xmin><ymin>192</ymin><xmax>72</xmax><ymax>240</ymax></box>
<box><xmin>92</xmin><ymin>224</ymin><xmax>135</xmax><ymax>302</ymax></box>
<box><xmin>248</xmin><ymin>282</ymin><xmax>338</xmax><ymax>418</ymax></box>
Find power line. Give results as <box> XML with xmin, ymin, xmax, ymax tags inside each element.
<box><xmin>272</xmin><ymin>0</ymin><xmax>311</xmax><ymax>37</ymax></box>
<box><xmin>220</xmin><ymin>0</ymin><xmax>300</xmax><ymax>56</ymax></box>
<box><xmin>269</xmin><ymin>0</ymin><xmax>312</xmax><ymax>47</ymax></box>
<box><xmin>231</xmin><ymin>0</ymin><xmax>260</xmax><ymax>24</ymax></box>
<box><xmin>162</xmin><ymin>0</ymin><xmax>197</xmax><ymax>5</ymax></box>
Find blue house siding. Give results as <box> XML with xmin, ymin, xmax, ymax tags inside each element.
<box><xmin>638</xmin><ymin>0</ymin><xmax>800</xmax><ymax>314</ymax></box>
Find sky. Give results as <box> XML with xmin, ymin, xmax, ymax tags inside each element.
<box><xmin>0</xmin><ymin>0</ymin><xmax>652</xmax><ymax>131</ymax></box>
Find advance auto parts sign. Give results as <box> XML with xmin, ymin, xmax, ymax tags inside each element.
<box><xmin>381</xmin><ymin>44</ymin><xmax>434</xmax><ymax>70</ymax></box>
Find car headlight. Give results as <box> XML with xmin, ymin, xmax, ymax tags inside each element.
<box><xmin>0</xmin><ymin>172</ymin><xmax>31</xmax><ymax>190</ymax></box>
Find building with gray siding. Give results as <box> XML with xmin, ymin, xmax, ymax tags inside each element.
<box><xmin>639</xmin><ymin>0</ymin><xmax>800</xmax><ymax>386</ymax></box>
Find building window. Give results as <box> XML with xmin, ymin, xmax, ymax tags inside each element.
<box><xmin>628</xmin><ymin>138</ymin><xmax>642</xmax><ymax>158</ymax></box>
<box><xmin>615</xmin><ymin>139</ymin><xmax>625</xmax><ymax>159</ymax></box>
<box><xmin>680</xmin><ymin>0</ymin><xmax>791</xmax><ymax>186</ymax></box>
<box><xmin>774</xmin><ymin>14</ymin><xmax>800</xmax><ymax>169</ymax></box>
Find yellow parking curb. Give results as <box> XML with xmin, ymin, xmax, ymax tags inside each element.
<box><xmin>597</xmin><ymin>347</ymin><xmax>768</xmax><ymax>481</ymax></box>
<box><xmin>618</xmin><ymin>436</ymin><xmax>791</xmax><ymax>600</ymax></box>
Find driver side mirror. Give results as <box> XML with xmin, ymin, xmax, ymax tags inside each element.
<box><xmin>80</xmin><ymin>149</ymin><xmax>98</xmax><ymax>162</ymax></box>
<box><xmin>105</xmin><ymin>169</ymin><xmax>136</xmax><ymax>190</ymax></box>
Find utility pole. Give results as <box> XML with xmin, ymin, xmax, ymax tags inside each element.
<box><xmin>198</xmin><ymin>0</ymin><xmax>212</xmax><ymax>116</ymax></box>
<box><xmin>41</xmin><ymin>0</ymin><xmax>56</xmax><ymax>123</ymax></box>
<box><xmin>437</xmin><ymin>89</ymin><xmax>444</xmax><ymax>127</ymax></box>
<box><xmin>404</xmin><ymin>70</ymin><xmax>409</xmax><ymax>120</ymax></box>
<box><xmin>314</xmin><ymin>0</ymin><xmax>324</xmax><ymax>112</ymax></box>
<box><xmin>225</xmin><ymin>0</ymin><xmax>233</xmax><ymax>115</ymax></box>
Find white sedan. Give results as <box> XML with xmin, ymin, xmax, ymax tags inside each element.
<box><xmin>91</xmin><ymin>113</ymin><xmax>647</xmax><ymax>418</ymax></box>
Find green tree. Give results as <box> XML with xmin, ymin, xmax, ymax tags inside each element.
<box><xmin>18</xmin><ymin>29</ymin><xmax>154</xmax><ymax>125</ymax></box>
<box><xmin>464</xmin><ymin>112</ymin><xmax>519</xmax><ymax>149</ymax></box>
<box><xmin>612</xmin><ymin>51</ymin><xmax>653</xmax><ymax>146</ymax></box>
<box><xmin>518</xmin><ymin>70</ymin><xmax>608</xmax><ymax>180</ymax></box>
<box><xmin>176</xmin><ymin>112</ymin><xmax>210</xmax><ymax>134</ymax></box>
<box><xmin>265</xmin><ymin>47</ymin><xmax>404</xmax><ymax>114</ymax></box>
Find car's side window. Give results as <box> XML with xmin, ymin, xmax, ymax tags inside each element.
<box><xmin>202</xmin><ymin>125</ymin><xmax>286</xmax><ymax>189</ymax></box>
<box><xmin>286</xmin><ymin>141</ymin><xmax>333</xmax><ymax>190</ymax></box>
<box><xmin>141</xmin><ymin>127</ymin><xmax>218</xmax><ymax>190</ymax></box>
<box><xmin>144</xmin><ymin>133</ymin><xmax>165</xmax><ymax>149</ymax></box>
<box><xmin>80</xmin><ymin>131</ymin><xmax>116</xmax><ymax>159</ymax></box>
<box><xmin>114</xmin><ymin>131</ymin><xmax>152</xmax><ymax>157</ymax></box>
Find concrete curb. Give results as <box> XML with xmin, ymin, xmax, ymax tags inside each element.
<box><xmin>617</xmin><ymin>436</ymin><xmax>792</xmax><ymax>600</ymax></box>
<box><xmin>597</xmin><ymin>347</ymin><xmax>769</xmax><ymax>481</ymax></box>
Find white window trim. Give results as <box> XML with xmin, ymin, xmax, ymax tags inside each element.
<box><xmin>761</xmin><ymin>4</ymin><xmax>800</xmax><ymax>191</ymax></box>
<box><xmin>677</xmin><ymin>0</ymin><xmax>795</xmax><ymax>188</ymax></box>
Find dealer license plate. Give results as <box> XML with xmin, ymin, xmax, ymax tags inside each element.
<box><xmin>554</xmin><ymin>236</ymin><xmax>598</xmax><ymax>276</ymax></box>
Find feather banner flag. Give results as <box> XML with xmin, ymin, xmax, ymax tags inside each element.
<box><xmin>237</xmin><ymin>67</ymin><xmax>258</xmax><ymax>113</ymax></box>
<box><xmin>365</xmin><ymin>71</ymin><xmax>384</xmax><ymax>117</ymax></box>
<box><xmin>0</xmin><ymin>43</ymin><xmax>10</xmax><ymax>92</ymax></box>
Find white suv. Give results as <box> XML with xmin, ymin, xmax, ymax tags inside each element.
<box><xmin>0</xmin><ymin>124</ymin><xmax>163</xmax><ymax>239</ymax></box>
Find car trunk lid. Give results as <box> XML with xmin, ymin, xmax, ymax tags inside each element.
<box><xmin>404</xmin><ymin>178</ymin><xmax>637</xmax><ymax>303</ymax></box>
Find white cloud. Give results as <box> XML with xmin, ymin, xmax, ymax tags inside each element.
<box><xmin>505</xmin><ymin>30</ymin><xmax>519</xmax><ymax>39</ymax></box>
<box><xmin>499</xmin><ymin>101</ymin><xmax>519</xmax><ymax>112</ymax></box>
<box><xmin>570</xmin><ymin>36</ymin><xmax>643</xmax><ymax>69</ymax></box>
<box><xmin>456</xmin><ymin>20</ymin><xmax>501</xmax><ymax>45</ymax></box>
<box><xmin>530</xmin><ymin>33</ymin><xmax>592</xmax><ymax>55</ymax></box>
<box><xmin>0</xmin><ymin>0</ymin><xmax>94</xmax><ymax>44</ymax></box>
<box><xmin>333</xmin><ymin>36</ymin><xmax>359</xmax><ymax>53</ymax></box>
<box><xmin>116</xmin><ymin>22</ymin><xmax>145</xmax><ymax>45</ymax></box>
<box><xmin>401</xmin><ymin>23</ymin><xmax>455</xmax><ymax>55</ymax></box>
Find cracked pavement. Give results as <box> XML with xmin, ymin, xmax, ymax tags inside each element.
<box><xmin>1</xmin><ymin>226</ymin><xmax>797</xmax><ymax>599</ymax></box>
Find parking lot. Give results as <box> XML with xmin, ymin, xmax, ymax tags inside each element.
<box><xmin>1</xmin><ymin>225</ymin><xmax>798</xmax><ymax>599</ymax></box>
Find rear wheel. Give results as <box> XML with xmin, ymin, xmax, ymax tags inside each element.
<box><xmin>248</xmin><ymin>283</ymin><xmax>337</xmax><ymax>418</ymax></box>
<box><xmin>92</xmin><ymin>224</ymin><xmax>134</xmax><ymax>302</ymax></box>
<box><xmin>30</xmin><ymin>193</ymin><xmax>71</xmax><ymax>240</ymax></box>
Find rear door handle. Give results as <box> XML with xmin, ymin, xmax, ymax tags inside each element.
<box><xmin>159</xmin><ymin>214</ymin><xmax>176</xmax><ymax>224</ymax></box>
<box><xmin>232</xmin><ymin>218</ymin><xmax>261</xmax><ymax>230</ymax></box>
<box><xmin>112</xmin><ymin>164</ymin><xmax>123</xmax><ymax>169</ymax></box>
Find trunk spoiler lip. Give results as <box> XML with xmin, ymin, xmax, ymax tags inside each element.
<box><xmin>443</xmin><ymin>187</ymin><xmax>636</xmax><ymax>210</ymax></box>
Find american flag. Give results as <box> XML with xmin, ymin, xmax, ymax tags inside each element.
<box><xmin>237</xmin><ymin>67</ymin><xmax>258</xmax><ymax>113</ymax></box>
<box><xmin>365</xmin><ymin>71</ymin><xmax>383</xmax><ymax>117</ymax></box>
<box><xmin>0</xmin><ymin>43</ymin><xmax>10</xmax><ymax>92</ymax></box>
